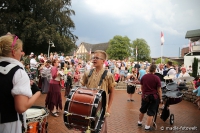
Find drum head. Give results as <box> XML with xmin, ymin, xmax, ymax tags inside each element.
<box><xmin>161</xmin><ymin>81</ymin><xmax>166</xmax><ymax>88</ymax></box>
<box><xmin>165</xmin><ymin>91</ymin><xmax>183</xmax><ymax>98</ymax></box>
<box><xmin>166</xmin><ymin>82</ymin><xmax>178</xmax><ymax>91</ymax></box>
<box><xmin>26</xmin><ymin>106</ymin><xmax>48</xmax><ymax>119</ymax></box>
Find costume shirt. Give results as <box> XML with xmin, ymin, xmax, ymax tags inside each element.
<box><xmin>81</xmin><ymin>68</ymin><xmax>116</xmax><ymax>109</ymax></box>
<box><xmin>0</xmin><ymin>57</ymin><xmax>32</xmax><ymax>133</ymax></box>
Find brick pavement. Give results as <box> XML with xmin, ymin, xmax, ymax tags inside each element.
<box><xmin>33</xmin><ymin>89</ymin><xmax>200</xmax><ymax>133</ymax></box>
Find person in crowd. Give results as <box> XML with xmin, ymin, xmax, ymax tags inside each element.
<box><xmin>178</xmin><ymin>67</ymin><xmax>190</xmax><ymax>78</ymax></box>
<box><xmin>30</xmin><ymin>55</ymin><xmax>39</xmax><ymax>80</ymax></box>
<box><xmin>40</xmin><ymin>60</ymin><xmax>52</xmax><ymax>94</ymax></box>
<box><xmin>137</xmin><ymin>65</ymin><xmax>146</xmax><ymax>95</ymax></box>
<box><xmin>193</xmin><ymin>81</ymin><xmax>200</xmax><ymax>109</ymax></box>
<box><xmin>164</xmin><ymin>61</ymin><xmax>176</xmax><ymax>83</ymax></box>
<box><xmin>81</xmin><ymin>50</ymin><xmax>115</xmax><ymax>133</ymax></box>
<box><xmin>49</xmin><ymin>52</ymin><xmax>54</xmax><ymax>61</ymax></box>
<box><xmin>65</xmin><ymin>56</ymin><xmax>71</xmax><ymax>65</ymax></box>
<box><xmin>156</xmin><ymin>63</ymin><xmax>164</xmax><ymax>75</ymax></box>
<box><xmin>119</xmin><ymin>63</ymin><xmax>126</xmax><ymax>82</ymax></box>
<box><xmin>0</xmin><ymin>33</ymin><xmax>41</xmax><ymax>133</ymax></box>
<box><xmin>45</xmin><ymin>59</ymin><xmax>63</xmax><ymax>117</ymax></box>
<box><xmin>187</xmin><ymin>65</ymin><xmax>192</xmax><ymax>75</ymax></box>
<box><xmin>193</xmin><ymin>76</ymin><xmax>200</xmax><ymax>89</ymax></box>
<box><xmin>38</xmin><ymin>53</ymin><xmax>44</xmax><ymax>61</ymax></box>
<box><xmin>114</xmin><ymin>70</ymin><xmax>120</xmax><ymax>83</ymax></box>
<box><xmin>65</xmin><ymin>72</ymin><xmax>73</xmax><ymax>97</ymax></box>
<box><xmin>85</xmin><ymin>61</ymin><xmax>92</xmax><ymax>71</ymax></box>
<box><xmin>138</xmin><ymin>64</ymin><xmax>162</xmax><ymax>131</ymax></box>
<box><xmin>126</xmin><ymin>68</ymin><xmax>138</xmax><ymax>100</ymax></box>
<box><xmin>59</xmin><ymin>53</ymin><xmax>65</xmax><ymax>69</ymax></box>
<box><xmin>109</xmin><ymin>60</ymin><xmax>115</xmax><ymax>74</ymax></box>
<box><xmin>124</xmin><ymin>67</ymin><xmax>128</xmax><ymax>81</ymax></box>
<box><xmin>74</xmin><ymin>67</ymin><xmax>81</xmax><ymax>86</ymax></box>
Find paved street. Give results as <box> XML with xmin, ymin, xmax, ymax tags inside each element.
<box><xmin>33</xmin><ymin>89</ymin><xmax>200</xmax><ymax>133</ymax></box>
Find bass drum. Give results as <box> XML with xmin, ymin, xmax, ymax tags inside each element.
<box><xmin>63</xmin><ymin>87</ymin><xmax>106</xmax><ymax>133</ymax></box>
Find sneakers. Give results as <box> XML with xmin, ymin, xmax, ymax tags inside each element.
<box><xmin>138</xmin><ymin>121</ymin><xmax>142</xmax><ymax>127</ymax></box>
<box><xmin>145</xmin><ymin>127</ymin><xmax>155</xmax><ymax>131</ymax></box>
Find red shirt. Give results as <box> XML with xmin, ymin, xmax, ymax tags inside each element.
<box><xmin>140</xmin><ymin>73</ymin><xmax>161</xmax><ymax>99</ymax></box>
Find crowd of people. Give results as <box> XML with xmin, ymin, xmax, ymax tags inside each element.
<box><xmin>1</xmin><ymin>32</ymin><xmax>199</xmax><ymax>133</ymax></box>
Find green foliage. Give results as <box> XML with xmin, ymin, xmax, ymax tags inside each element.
<box><xmin>192</xmin><ymin>57</ymin><xmax>198</xmax><ymax>77</ymax></box>
<box><xmin>155</xmin><ymin>58</ymin><xmax>178</xmax><ymax>65</ymax></box>
<box><xmin>131</xmin><ymin>38</ymin><xmax>151</xmax><ymax>62</ymax></box>
<box><xmin>0</xmin><ymin>0</ymin><xmax>77</xmax><ymax>55</ymax></box>
<box><xmin>106</xmin><ymin>35</ymin><xmax>131</xmax><ymax>60</ymax></box>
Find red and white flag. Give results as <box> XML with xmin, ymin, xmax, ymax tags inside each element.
<box><xmin>189</xmin><ymin>40</ymin><xmax>193</xmax><ymax>52</ymax></box>
<box><xmin>89</xmin><ymin>48</ymin><xmax>91</xmax><ymax>54</ymax></box>
<box><xmin>161</xmin><ymin>31</ymin><xmax>164</xmax><ymax>45</ymax></box>
<box><xmin>136</xmin><ymin>46</ymin><xmax>138</xmax><ymax>56</ymax></box>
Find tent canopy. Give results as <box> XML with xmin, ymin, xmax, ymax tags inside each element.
<box><xmin>185</xmin><ymin>29</ymin><xmax>200</xmax><ymax>42</ymax></box>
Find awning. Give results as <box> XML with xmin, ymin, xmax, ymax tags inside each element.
<box><xmin>185</xmin><ymin>29</ymin><xmax>200</xmax><ymax>42</ymax></box>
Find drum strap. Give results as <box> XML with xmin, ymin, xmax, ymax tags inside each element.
<box><xmin>98</xmin><ymin>70</ymin><xmax>108</xmax><ymax>87</ymax></box>
<box><xmin>87</xmin><ymin>69</ymin><xmax>108</xmax><ymax>88</ymax></box>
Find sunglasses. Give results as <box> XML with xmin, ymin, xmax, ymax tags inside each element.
<box><xmin>92</xmin><ymin>57</ymin><xmax>104</xmax><ymax>60</ymax></box>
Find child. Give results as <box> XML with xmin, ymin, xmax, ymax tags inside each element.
<box><xmin>65</xmin><ymin>72</ymin><xmax>73</xmax><ymax>97</ymax></box>
<box><xmin>193</xmin><ymin>82</ymin><xmax>200</xmax><ymax>109</ymax></box>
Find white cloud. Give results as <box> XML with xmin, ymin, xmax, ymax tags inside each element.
<box><xmin>83</xmin><ymin>0</ymin><xmax>199</xmax><ymax>35</ymax></box>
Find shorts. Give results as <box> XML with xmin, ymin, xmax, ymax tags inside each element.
<box><xmin>139</xmin><ymin>98</ymin><xmax>159</xmax><ymax>116</ymax></box>
<box><xmin>127</xmin><ymin>85</ymin><xmax>135</xmax><ymax>94</ymax></box>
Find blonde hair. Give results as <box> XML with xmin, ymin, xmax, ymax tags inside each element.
<box><xmin>0</xmin><ymin>33</ymin><xmax>23</xmax><ymax>57</ymax></box>
<box><xmin>94</xmin><ymin>50</ymin><xmax>107</xmax><ymax>60</ymax></box>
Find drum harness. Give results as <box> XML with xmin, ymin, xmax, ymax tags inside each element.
<box><xmin>87</xmin><ymin>69</ymin><xmax>108</xmax><ymax>90</ymax></box>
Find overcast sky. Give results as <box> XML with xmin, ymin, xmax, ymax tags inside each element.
<box><xmin>71</xmin><ymin>0</ymin><xmax>200</xmax><ymax>58</ymax></box>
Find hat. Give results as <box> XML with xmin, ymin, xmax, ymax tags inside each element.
<box><xmin>181</xmin><ymin>67</ymin><xmax>186</xmax><ymax>70</ymax></box>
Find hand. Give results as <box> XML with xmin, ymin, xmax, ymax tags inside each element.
<box><xmin>160</xmin><ymin>99</ymin><xmax>163</xmax><ymax>104</ymax></box>
<box><xmin>30</xmin><ymin>80</ymin><xmax>34</xmax><ymax>85</ymax></box>
<box><xmin>31</xmin><ymin>83</ymin><xmax>41</xmax><ymax>94</ymax></box>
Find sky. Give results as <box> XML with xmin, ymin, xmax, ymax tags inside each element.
<box><xmin>70</xmin><ymin>0</ymin><xmax>200</xmax><ymax>58</ymax></box>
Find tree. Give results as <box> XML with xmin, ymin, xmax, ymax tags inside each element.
<box><xmin>192</xmin><ymin>57</ymin><xmax>198</xmax><ymax>77</ymax></box>
<box><xmin>106</xmin><ymin>35</ymin><xmax>131</xmax><ymax>60</ymax></box>
<box><xmin>131</xmin><ymin>38</ymin><xmax>151</xmax><ymax>62</ymax></box>
<box><xmin>0</xmin><ymin>0</ymin><xmax>77</xmax><ymax>55</ymax></box>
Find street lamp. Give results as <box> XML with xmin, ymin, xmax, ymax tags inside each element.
<box><xmin>48</xmin><ymin>40</ymin><xmax>55</xmax><ymax>58</ymax></box>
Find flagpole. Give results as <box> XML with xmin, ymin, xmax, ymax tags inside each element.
<box><xmin>161</xmin><ymin>45</ymin><xmax>163</xmax><ymax>64</ymax></box>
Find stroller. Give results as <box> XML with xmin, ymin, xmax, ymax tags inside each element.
<box><xmin>154</xmin><ymin>73</ymin><xmax>189</xmax><ymax>126</ymax></box>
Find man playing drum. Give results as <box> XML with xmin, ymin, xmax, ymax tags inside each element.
<box><xmin>137</xmin><ymin>64</ymin><xmax>162</xmax><ymax>131</ymax></box>
<box><xmin>81</xmin><ymin>50</ymin><xmax>115</xmax><ymax>133</ymax></box>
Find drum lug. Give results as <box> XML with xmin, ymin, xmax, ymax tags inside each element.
<box><xmin>64</xmin><ymin>111</ymin><xmax>72</xmax><ymax>116</ymax></box>
<box><xmin>85</xmin><ymin>116</ymin><xmax>95</xmax><ymax>121</ymax></box>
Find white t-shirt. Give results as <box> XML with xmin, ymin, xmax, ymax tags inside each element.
<box><xmin>0</xmin><ymin>57</ymin><xmax>32</xmax><ymax>133</ymax></box>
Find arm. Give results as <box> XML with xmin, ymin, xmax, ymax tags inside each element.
<box><xmin>12</xmin><ymin>69</ymin><xmax>41</xmax><ymax>114</ymax></box>
<box><xmin>14</xmin><ymin>92</ymin><xmax>41</xmax><ymax>114</ymax></box>
<box><xmin>107</xmin><ymin>86</ymin><xmax>114</xmax><ymax>114</ymax></box>
<box><xmin>157</xmin><ymin>87</ymin><xmax>162</xmax><ymax>102</ymax></box>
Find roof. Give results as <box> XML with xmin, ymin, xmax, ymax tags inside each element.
<box><xmin>185</xmin><ymin>29</ymin><xmax>200</xmax><ymax>42</ymax></box>
<box><xmin>81</xmin><ymin>42</ymin><xmax>109</xmax><ymax>52</ymax></box>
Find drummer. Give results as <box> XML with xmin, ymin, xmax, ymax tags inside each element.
<box><xmin>164</xmin><ymin>61</ymin><xmax>176</xmax><ymax>83</ymax></box>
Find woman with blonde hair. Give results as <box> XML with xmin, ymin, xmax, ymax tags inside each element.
<box><xmin>0</xmin><ymin>33</ymin><xmax>41</xmax><ymax>133</ymax></box>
